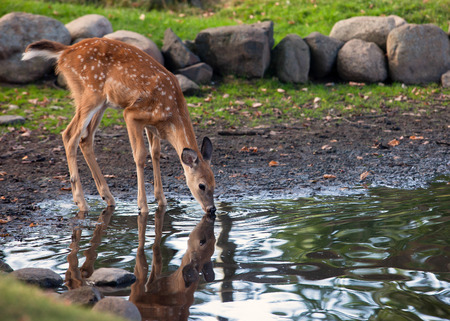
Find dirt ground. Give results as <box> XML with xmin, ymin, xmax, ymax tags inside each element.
<box><xmin>0</xmin><ymin>100</ymin><xmax>449</xmax><ymax>240</ymax></box>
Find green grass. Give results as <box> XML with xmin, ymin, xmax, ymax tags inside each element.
<box><xmin>0</xmin><ymin>0</ymin><xmax>449</xmax><ymax>133</ymax></box>
<box><xmin>0</xmin><ymin>276</ymin><xmax>127</xmax><ymax>321</ymax></box>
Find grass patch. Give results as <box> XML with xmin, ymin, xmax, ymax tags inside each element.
<box><xmin>0</xmin><ymin>0</ymin><xmax>449</xmax><ymax>133</ymax></box>
<box><xmin>0</xmin><ymin>276</ymin><xmax>126</xmax><ymax>321</ymax></box>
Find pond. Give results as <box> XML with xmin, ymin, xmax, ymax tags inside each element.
<box><xmin>1</xmin><ymin>179</ymin><xmax>449</xmax><ymax>320</ymax></box>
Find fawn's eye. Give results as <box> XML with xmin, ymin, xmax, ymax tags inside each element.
<box><xmin>199</xmin><ymin>183</ymin><xmax>206</xmax><ymax>191</ymax></box>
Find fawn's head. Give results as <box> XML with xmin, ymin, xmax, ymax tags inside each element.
<box><xmin>181</xmin><ymin>137</ymin><xmax>215</xmax><ymax>215</ymax></box>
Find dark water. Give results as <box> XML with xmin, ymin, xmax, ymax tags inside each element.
<box><xmin>1</xmin><ymin>180</ymin><xmax>449</xmax><ymax>320</ymax></box>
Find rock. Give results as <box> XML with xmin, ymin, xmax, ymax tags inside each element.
<box><xmin>0</xmin><ymin>259</ymin><xmax>13</xmax><ymax>273</ymax></box>
<box><xmin>304</xmin><ymin>32</ymin><xmax>344</xmax><ymax>79</ymax></box>
<box><xmin>162</xmin><ymin>28</ymin><xmax>200</xmax><ymax>71</ymax></box>
<box><xmin>60</xmin><ymin>286</ymin><xmax>103</xmax><ymax>306</ymax></box>
<box><xmin>0</xmin><ymin>115</ymin><xmax>26</xmax><ymax>126</ymax></box>
<box><xmin>252</xmin><ymin>20</ymin><xmax>275</xmax><ymax>49</ymax></box>
<box><xmin>337</xmin><ymin>39</ymin><xmax>387</xmax><ymax>83</ymax></box>
<box><xmin>330</xmin><ymin>15</ymin><xmax>406</xmax><ymax>50</ymax></box>
<box><xmin>175</xmin><ymin>74</ymin><xmax>200</xmax><ymax>95</ymax></box>
<box><xmin>65</xmin><ymin>14</ymin><xmax>113</xmax><ymax>42</ymax></box>
<box><xmin>104</xmin><ymin>30</ymin><xmax>164</xmax><ymax>66</ymax></box>
<box><xmin>176</xmin><ymin>62</ymin><xmax>213</xmax><ymax>84</ymax></box>
<box><xmin>271</xmin><ymin>34</ymin><xmax>310</xmax><ymax>83</ymax></box>
<box><xmin>88</xmin><ymin>268</ymin><xmax>136</xmax><ymax>287</ymax></box>
<box><xmin>10</xmin><ymin>268</ymin><xmax>63</xmax><ymax>288</ymax></box>
<box><xmin>195</xmin><ymin>24</ymin><xmax>271</xmax><ymax>78</ymax></box>
<box><xmin>0</xmin><ymin>12</ymin><xmax>71</xmax><ymax>83</ymax></box>
<box><xmin>387</xmin><ymin>24</ymin><xmax>450</xmax><ymax>84</ymax></box>
<box><xmin>93</xmin><ymin>297</ymin><xmax>141</xmax><ymax>321</ymax></box>
<box><xmin>441</xmin><ymin>70</ymin><xmax>450</xmax><ymax>88</ymax></box>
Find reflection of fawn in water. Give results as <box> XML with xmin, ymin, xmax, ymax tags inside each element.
<box><xmin>65</xmin><ymin>206</ymin><xmax>115</xmax><ymax>289</ymax></box>
<box><xmin>130</xmin><ymin>206</ymin><xmax>216</xmax><ymax>321</ymax></box>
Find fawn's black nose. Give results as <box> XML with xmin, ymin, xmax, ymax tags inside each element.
<box><xmin>207</xmin><ymin>206</ymin><xmax>216</xmax><ymax>218</ymax></box>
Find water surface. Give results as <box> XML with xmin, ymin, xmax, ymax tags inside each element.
<box><xmin>1</xmin><ymin>180</ymin><xmax>449</xmax><ymax>320</ymax></box>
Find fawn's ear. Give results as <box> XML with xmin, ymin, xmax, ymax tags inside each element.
<box><xmin>181</xmin><ymin>148</ymin><xmax>198</xmax><ymax>168</ymax></box>
<box><xmin>202</xmin><ymin>260</ymin><xmax>215</xmax><ymax>282</ymax></box>
<box><xmin>201</xmin><ymin>137</ymin><xmax>213</xmax><ymax>163</ymax></box>
<box><xmin>182</xmin><ymin>262</ymin><xmax>199</xmax><ymax>287</ymax></box>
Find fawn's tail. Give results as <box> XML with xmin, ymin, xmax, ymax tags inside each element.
<box><xmin>22</xmin><ymin>40</ymin><xmax>68</xmax><ymax>61</ymax></box>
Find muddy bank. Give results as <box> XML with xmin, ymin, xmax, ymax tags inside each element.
<box><xmin>0</xmin><ymin>107</ymin><xmax>449</xmax><ymax>239</ymax></box>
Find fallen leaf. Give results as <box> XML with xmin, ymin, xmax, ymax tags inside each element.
<box><xmin>388</xmin><ymin>139</ymin><xmax>400</xmax><ymax>147</ymax></box>
<box><xmin>60</xmin><ymin>187</ymin><xmax>72</xmax><ymax>191</ymax></box>
<box><xmin>277</xmin><ymin>88</ymin><xmax>285</xmax><ymax>93</ymax></box>
<box><xmin>29</xmin><ymin>222</ymin><xmax>38</xmax><ymax>227</ymax></box>
<box><xmin>0</xmin><ymin>219</ymin><xmax>8</xmax><ymax>224</ymax></box>
<box><xmin>269</xmin><ymin>160</ymin><xmax>279</xmax><ymax>167</ymax></box>
<box><xmin>252</xmin><ymin>102</ymin><xmax>263</xmax><ymax>108</ymax></box>
<box><xmin>0</xmin><ymin>171</ymin><xmax>6</xmax><ymax>176</ymax></box>
<box><xmin>410</xmin><ymin>135</ymin><xmax>424</xmax><ymax>140</ymax></box>
<box><xmin>360</xmin><ymin>171</ymin><xmax>370</xmax><ymax>181</ymax></box>
<box><xmin>323</xmin><ymin>174</ymin><xmax>336</xmax><ymax>179</ymax></box>
<box><xmin>321</xmin><ymin>144</ymin><xmax>332</xmax><ymax>150</ymax></box>
<box><xmin>104</xmin><ymin>174</ymin><xmax>116</xmax><ymax>178</ymax></box>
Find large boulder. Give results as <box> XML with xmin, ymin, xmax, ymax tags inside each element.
<box><xmin>162</xmin><ymin>28</ymin><xmax>200</xmax><ymax>71</ymax></box>
<box><xmin>0</xmin><ymin>12</ymin><xmax>71</xmax><ymax>84</ymax></box>
<box><xmin>442</xmin><ymin>71</ymin><xmax>450</xmax><ymax>88</ymax></box>
<box><xmin>337</xmin><ymin>39</ymin><xmax>387</xmax><ymax>83</ymax></box>
<box><xmin>304</xmin><ymin>32</ymin><xmax>344</xmax><ymax>79</ymax></box>
<box><xmin>65</xmin><ymin>14</ymin><xmax>113</xmax><ymax>42</ymax></box>
<box><xmin>387</xmin><ymin>24</ymin><xmax>450</xmax><ymax>84</ymax></box>
<box><xmin>195</xmin><ymin>23</ymin><xmax>272</xmax><ymax>78</ymax></box>
<box><xmin>104</xmin><ymin>30</ymin><xmax>164</xmax><ymax>65</ymax></box>
<box><xmin>330</xmin><ymin>15</ymin><xmax>406</xmax><ymax>50</ymax></box>
<box><xmin>271</xmin><ymin>34</ymin><xmax>310</xmax><ymax>83</ymax></box>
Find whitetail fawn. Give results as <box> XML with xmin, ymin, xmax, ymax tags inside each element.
<box><xmin>22</xmin><ymin>38</ymin><xmax>215</xmax><ymax>214</ymax></box>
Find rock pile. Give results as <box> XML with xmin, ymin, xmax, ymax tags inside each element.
<box><xmin>0</xmin><ymin>11</ymin><xmax>449</xmax><ymax>90</ymax></box>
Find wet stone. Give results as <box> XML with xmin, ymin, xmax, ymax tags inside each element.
<box><xmin>0</xmin><ymin>259</ymin><xmax>13</xmax><ymax>273</ymax></box>
<box><xmin>60</xmin><ymin>285</ymin><xmax>104</xmax><ymax>306</ymax></box>
<box><xmin>88</xmin><ymin>267</ymin><xmax>136</xmax><ymax>286</ymax></box>
<box><xmin>10</xmin><ymin>267</ymin><xmax>63</xmax><ymax>288</ymax></box>
<box><xmin>93</xmin><ymin>297</ymin><xmax>141</xmax><ymax>321</ymax></box>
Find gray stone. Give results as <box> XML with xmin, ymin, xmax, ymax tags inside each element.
<box><xmin>304</xmin><ymin>32</ymin><xmax>344</xmax><ymax>79</ymax></box>
<box><xmin>104</xmin><ymin>30</ymin><xmax>164</xmax><ymax>66</ymax></box>
<box><xmin>0</xmin><ymin>259</ymin><xmax>13</xmax><ymax>273</ymax></box>
<box><xmin>177</xmin><ymin>62</ymin><xmax>213</xmax><ymax>84</ymax></box>
<box><xmin>337</xmin><ymin>39</ymin><xmax>387</xmax><ymax>83</ymax></box>
<box><xmin>195</xmin><ymin>24</ymin><xmax>271</xmax><ymax>78</ymax></box>
<box><xmin>387</xmin><ymin>24</ymin><xmax>450</xmax><ymax>84</ymax></box>
<box><xmin>0</xmin><ymin>115</ymin><xmax>26</xmax><ymax>126</ymax></box>
<box><xmin>60</xmin><ymin>286</ymin><xmax>104</xmax><ymax>306</ymax></box>
<box><xmin>65</xmin><ymin>14</ymin><xmax>113</xmax><ymax>42</ymax></box>
<box><xmin>175</xmin><ymin>74</ymin><xmax>200</xmax><ymax>95</ymax></box>
<box><xmin>271</xmin><ymin>34</ymin><xmax>310</xmax><ymax>83</ymax></box>
<box><xmin>93</xmin><ymin>297</ymin><xmax>141</xmax><ymax>321</ymax></box>
<box><xmin>0</xmin><ymin>12</ymin><xmax>71</xmax><ymax>83</ymax></box>
<box><xmin>88</xmin><ymin>268</ymin><xmax>136</xmax><ymax>286</ymax></box>
<box><xmin>252</xmin><ymin>20</ymin><xmax>275</xmax><ymax>49</ymax></box>
<box><xmin>10</xmin><ymin>268</ymin><xmax>63</xmax><ymax>288</ymax></box>
<box><xmin>441</xmin><ymin>70</ymin><xmax>450</xmax><ymax>88</ymax></box>
<box><xmin>162</xmin><ymin>28</ymin><xmax>200</xmax><ymax>71</ymax></box>
<box><xmin>330</xmin><ymin>15</ymin><xmax>406</xmax><ymax>50</ymax></box>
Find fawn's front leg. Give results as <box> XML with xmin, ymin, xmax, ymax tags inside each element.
<box><xmin>124</xmin><ymin>109</ymin><xmax>149</xmax><ymax>214</ymax></box>
<box><xmin>145</xmin><ymin>128</ymin><xmax>167</xmax><ymax>207</ymax></box>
